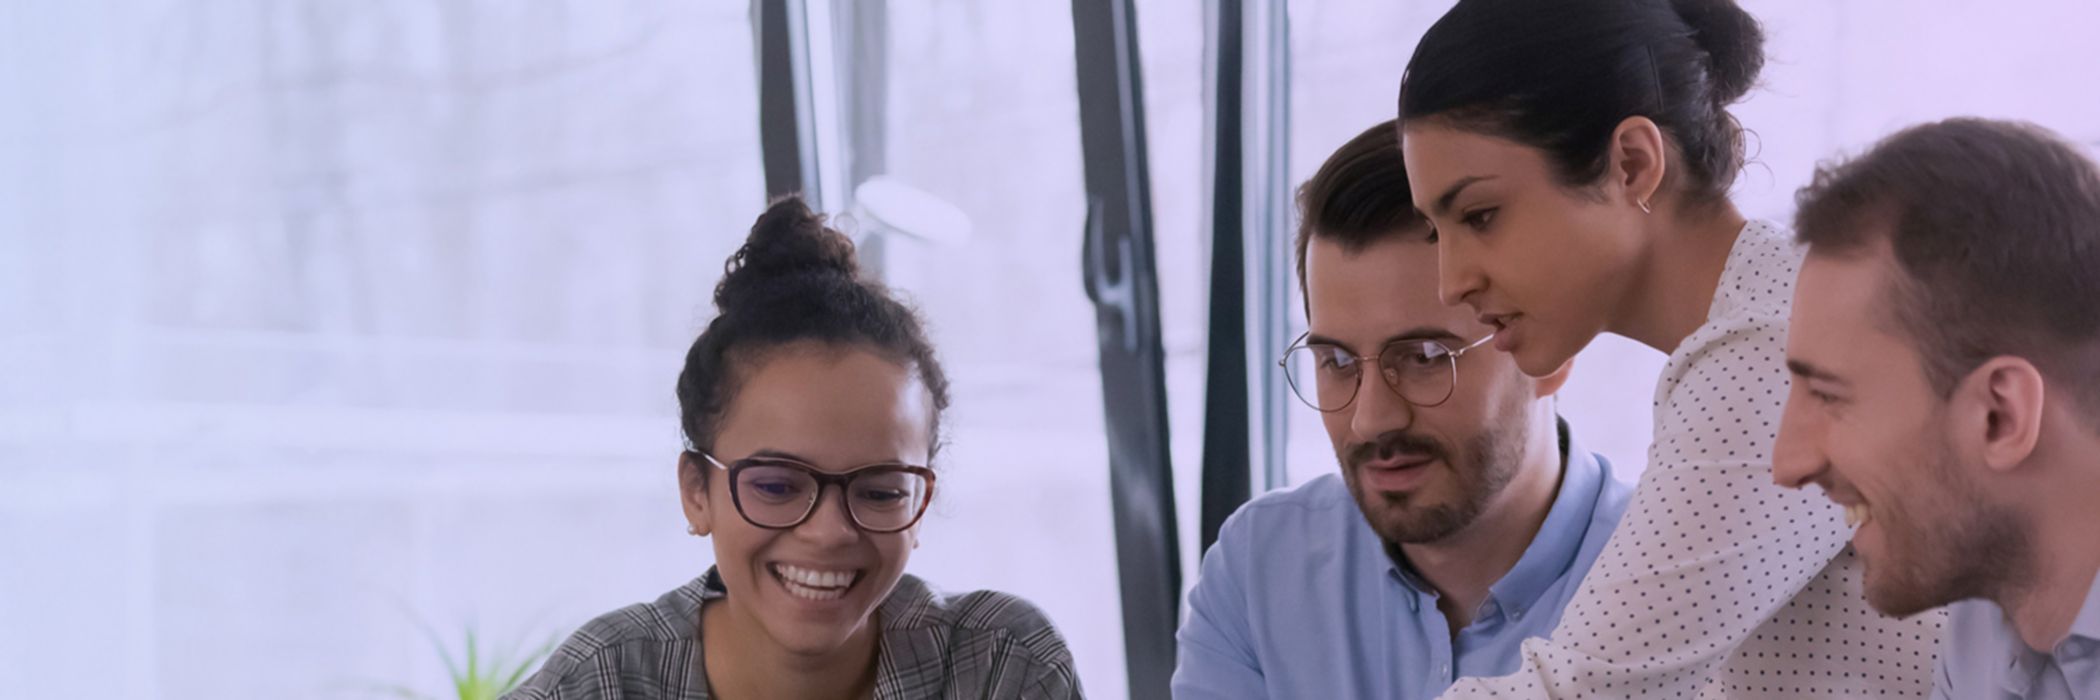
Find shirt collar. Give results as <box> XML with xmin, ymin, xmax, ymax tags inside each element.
<box><xmin>2070</xmin><ymin>566</ymin><xmax>2100</xmax><ymax>643</ymax></box>
<box><xmin>1487</xmin><ymin>419</ymin><xmax>1605</xmax><ymax>618</ymax></box>
<box><xmin>1384</xmin><ymin>418</ymin><xmax>1605</xmax><ymax>621</ymax></box>
<box><xmin>1990</xmin><ymin>566</ymin><xmax>2100</xmax><ymax>696</ymax></box>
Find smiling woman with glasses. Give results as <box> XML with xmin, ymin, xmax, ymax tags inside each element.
<box><xmin>508</xmin><ymin>197</ymin><xmax>1083</xmax><ymax>700</ymax></box>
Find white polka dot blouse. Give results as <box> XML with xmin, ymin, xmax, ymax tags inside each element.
<box><xmin>1437</xmin><ymin>221</ymin><xmax>1945</xmax><ymax>698</ymax></box>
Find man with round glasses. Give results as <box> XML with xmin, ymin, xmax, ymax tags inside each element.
<box><xmin>1171</xmin><ymin>121</ymin><xmax>1635</xmax><ymax>700</ymax></box>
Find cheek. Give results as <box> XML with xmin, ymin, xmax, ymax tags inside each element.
<box><xmin>1320</xmin><ymin>410</ymin><xmax>1353</xmax><ymax>447</ymax></box>
<box><xmin>1835</xmin><ymin>418</ymin><xmax>1933</xmax><ymax>498</ymax></box>
<box><xmin>707</xmin><ymin>512</ymin><xmax>774</xmax><ymax>577</ymax></box>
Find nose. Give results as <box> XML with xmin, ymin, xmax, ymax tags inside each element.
<box><xmin>1348</xmin><ymin>369</ymin><xmax>1418</xmax><ymax>443</ymax></box>
<box><xmin>1436</xmin><ymin>233</ymin><xmax>1487</xmax><ymax>309</ymax></box>
<box><xmin>794</xmin><ymin>483</ymin><xmax>863</xmax><ymax>545</ymax></box>
<box><xmin>1771</xmin><ymin>392</ymin><xmax>1826</xmax><ymax>489</ymax></box>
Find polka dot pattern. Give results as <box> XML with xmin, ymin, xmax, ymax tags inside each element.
<box><xmin>1437</xmin><ymin>222</ymin><xmax>1945</xmax><ymax>698</ymax></box>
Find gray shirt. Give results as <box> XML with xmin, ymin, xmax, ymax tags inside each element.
<box><xmin>505</xmin><ymin>568</ymin><xmax>1082</xmax><ymax>699</ymax></box>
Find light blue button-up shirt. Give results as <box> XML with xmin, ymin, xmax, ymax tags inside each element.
<box><xmin>1171</xmin><ymin>421</ymin><xmax>1634</xmax><ymax>700</ymax></box>
<box><xmin>1935</xmin><ymin>570</ymin><xmax>2100</xmax><ymax>699</ymax></box>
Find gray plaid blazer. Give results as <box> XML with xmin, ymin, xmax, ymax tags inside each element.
<box><xmin>504</xmin><ymin>568</ymin><xmax>1083</xmax><ymax>699</ymax></box>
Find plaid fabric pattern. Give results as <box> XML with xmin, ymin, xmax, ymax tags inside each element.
<box><xmin>504</xmin><ymin>568</ymin><xmax>1083</xmax><ymax>699</ymax></box>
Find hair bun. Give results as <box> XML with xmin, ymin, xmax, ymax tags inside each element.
<box><xmin>715</xmin><ymin>196</ymin><xmax>861</xmax><ymax>311</ymax></box>
<box><xmin>1670</xmin><ymin>0</ymin><xmax>1765</xmax><ymax>105</ymax></box>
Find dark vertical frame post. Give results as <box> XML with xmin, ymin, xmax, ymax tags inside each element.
<box><xmin>1199</xmin><ymin>0</ymin><xmax>1292</xmax><ymax>554</ymax></box>
<box><xmin>1198</xmin><ymin>0</ymin><xmax>1251</xmax><ymax>554</ymax></box>
<box><xmin>1071</xmin><ymin>0</ymin><xmax>1182</xmax><ymax>696</ymax></box>
<box><xmin>754</xmin><ymin>0</ymin><xmax>823</xmax><ymax>204</ymax></box>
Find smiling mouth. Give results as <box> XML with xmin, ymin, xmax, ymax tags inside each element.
<box><xmin>1843</xmin><ymin>503</ymin><xmax>1871</xmax><ymax>528</ymax></box>
<box><xmin>769</xmin><ymin>563</ymin><xmax>865</xmax><ymax>601</ymax></box>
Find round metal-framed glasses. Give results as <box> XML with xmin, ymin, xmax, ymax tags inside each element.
<box><xmin>1276</xmin><ymin>332</ymin><xmax>1496</xmax><ymax>413</ymax></box>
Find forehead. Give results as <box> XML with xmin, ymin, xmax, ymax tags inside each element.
<box><xmin>716</xmin><ymin>345</ymin><xmax>933</xmax><ymax>467</ymax></box>
<box><xmin>1399</xmin><ymin>123</ymin><xmax>1557</xmax><ymax>208</ymax></box>
<box><xmin>1304</xmin><ymin>233</ymin><xmax>1487</xmax><ymax>345</ymax></box>
<box><xmin>1790</xmin><ymin>249</ymin><xmax>1916</xmax><ymax>373</ymax></box>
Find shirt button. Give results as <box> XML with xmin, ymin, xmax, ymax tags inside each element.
<box><xmin>1510</xmin><ymin>609</ymin><xmax>1524</xmax><ymax>621</ymax></box>
<box><xmin>1439</xmin><ymin>662</ymin><xmax>1450</xmax><ymax>677</ymax></box>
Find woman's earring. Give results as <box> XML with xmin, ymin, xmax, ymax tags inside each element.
<box><xmin>1637</xmin><ymin>199</ymin><xmax>1653</xmax><ymax>214</ymax></box>
<box><xmin>686</xmin><ymin>525</ymin><xmax>699</xmax><ymax>536</ymax></box>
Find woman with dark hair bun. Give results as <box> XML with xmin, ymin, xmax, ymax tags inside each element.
<box><xmin>506</xmin><ymin>197</ymin><xmax>1083</xmax><ymax>700</ymax></box>
<box><xmin>1396</xmin><ymin>0</ymin><xmax>1940</xmax><ymax>696</ymax></box>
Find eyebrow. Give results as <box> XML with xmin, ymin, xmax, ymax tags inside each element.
<box><xmin>746</xmin><ymin>448</ymin><xmax>814</xmax><ymax>462</ymax></box>
<box><xmin>1786</xmin><ymin>359</ymin><xmax>1850</xmax><ymax>386</ymax></box>
<box><xmin>1430</xmin><ymin>175</ymin><xmax>1498</xmax><ymax>218</ymax></box>
<box><xmin>1305</xmin><ymin>326</ymin><xmax>1461</xmax><ymax>354</ymax></box>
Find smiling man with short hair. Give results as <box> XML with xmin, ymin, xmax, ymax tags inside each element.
<box><xmin>1775</xmin><ymin>117</ymin><xmax>2100</xmax><ymax>699</ymax></box>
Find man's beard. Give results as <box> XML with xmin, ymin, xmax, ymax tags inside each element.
<box><xmin>1861</xmin><ymin>437</ymin><xmax>2030</xmax><ymax>618</ymax></box>
<box><xmin>1340</xmin><ymin>407</ymin><xmax>1532</xmax><ymax>545</ymax></box>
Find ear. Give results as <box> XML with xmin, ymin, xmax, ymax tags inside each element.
<box><xmin>1533</xmin><ymin>357</ymin><xmax>1575</xmax><ymax>398</ymax></box>
<box><xmin>1608</xmin><ymin>116</ymin><xmax>1667</xmax><ymax>211</ymax></box>
<box><xmin>678</xmin><ymin>452</ymin><xmax>716</xmax><ymax>537</ymax></box>
<box><xmin>1953</xmin><ymin>357</ymin><xmax>2046</xmax><ymax>474</ymax></box>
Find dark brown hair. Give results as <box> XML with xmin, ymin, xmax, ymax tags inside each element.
<box><xmin>676</xmin><ymin>196</ymin><xmax>952</xmax><ymax>466</ymax></box>
<box><xmin>1294</xmin><ymin>119</ymin><xmax>1428</xmax><ymax>304</ymax></box>
<box><xmin>1794</xmin><ymin>118</ymin><xmax>2100</xmax><ymax>415</ymax></box>
<box><xmin>1398</xmin><ymin>0</ymin><xmax>1764</xmax><ymax>205</ymax></box>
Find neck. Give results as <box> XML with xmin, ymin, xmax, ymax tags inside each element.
<box><xmin>1400</xmin><ymin>411</ymin><xmax>1564</xmax><ymax>635</ymax></box>
<box><xmin>1613</xmin><ymin>201</ymin><xmax>1747</xmax><ymax>354</ymax></box>
<box><xmin>1997</xmin><ymin>442</ymin><xmax>2100</xmax><ymax>652</ymax></box>
<box><xmin>702</xmin><ymin>597</ymin><xmax>878</xmax><ymax>700</ymax></box>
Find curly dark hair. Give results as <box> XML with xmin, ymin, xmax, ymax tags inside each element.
<box><xmin>675</xmin><ymin>196</ymin><xmax>952</xmax><ymax>470</ymax></box>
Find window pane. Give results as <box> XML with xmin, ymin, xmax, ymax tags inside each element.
<box><xmin>1</xmin><ymin>3</ymin><xmax>761</xmax><ymax>697</ymax></box>
<box><xmin>871</xmin><ymin>1</ymin><xmax>1128</xmax><ymax>695</ymax></box>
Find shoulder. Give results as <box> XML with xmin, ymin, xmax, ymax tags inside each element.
<box><xmin>887</xmin><ymin>576</ymin><xmax>1075</xmax><ymax>666</ymax></box>
<box><xmin>1218</xmin><ymin>474</ymin><xmax>1354</xmax><ymax>535</ymax></box>
<box><xmin>1669</xmin><ymin>220</ymin><xmax>1799</xmax><ymax>368</ymax></box>
<box><xmin>1587</xmin><ymin>452</ymin><xmax>1639</xmax><ymax>526</ymax></box>
<box><xmin>1709</xmin><ymin>219</ymin><xmax>1803</xmax><ymax>324</ymax></box>
<box><xmin>506</xmin><ymin>579</ymin><xmax>709</xmax><ymax>697</ymax></box>
<box><xmin>1654</xmin><ymin>225</ymin><xmax>1798</xmax><ymax>438</ymax></box>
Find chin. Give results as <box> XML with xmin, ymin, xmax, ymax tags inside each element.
<box><xmin>1512</xmin><ymin>343</ymin><xmax>1574</xmax><ymax>379</ymax></box>
<box><xmin>1861</xmin><ymin>571</ymin><xmax>1947</xmax><ymax>619</ymax></box>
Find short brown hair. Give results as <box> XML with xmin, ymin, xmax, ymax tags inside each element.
<box><xmin>1294</xmin><ymin>120</ymin><xmax>1429</xmax><ymax>305</ymax></box>
<box><xmin>1794</xmin><ymin>118</ymin><xmax>2100</xmax><ymax>416</ymax></box>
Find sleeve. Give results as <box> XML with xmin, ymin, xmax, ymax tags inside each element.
<box><xmin>1170</xmin><ymin>511</ymin><xmax>1268</xmax><ymax>700</ymax></box>
<box><xmin>1438</xmin><ymin>321</ymin><xmax>1853</xmax><ymax>697</ymax></box>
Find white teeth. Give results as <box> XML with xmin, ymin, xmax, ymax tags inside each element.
<box><xmin>772</xmin><ymin>564</ymin><xmax>858</xmax><ymax>599</ymax></box>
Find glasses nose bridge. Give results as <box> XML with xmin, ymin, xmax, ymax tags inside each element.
<box><xmin>788</xmin><ymin>474</ymin><xmax>861</xmax><ymax>533</ymax></box>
